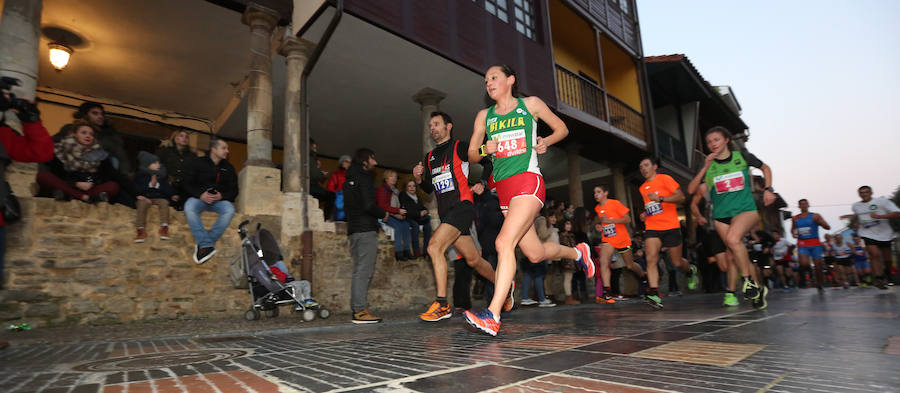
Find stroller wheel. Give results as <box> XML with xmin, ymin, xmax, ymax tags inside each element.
<box><xmin>318</xmin><ymin>308</ymin><xmax>331</xmax><ymax>319</ymax></box>
<box><xmin>264</xmin><ymin>307</ymin><xmax>280</xmax><ymax>318</ymax></box>
<box><xmin>302</xmin><ymin>309</ymin><xmax>316</xmax><ymax>322</ymax></box>
<box><xmin>244</xmin><ymin>309</ymin><xmax>260</xmax><ymax>321</ymax></box>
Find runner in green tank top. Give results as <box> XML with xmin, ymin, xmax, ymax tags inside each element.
<box><xmin>483</xmin><ymin>97</ymin><xmax>540</xmax><ymax>182</ymax></box>
<box><xmin>461</xmin><ymin>64</ymin><xmax>594</xmax><ymax>337</ymax></box>
<box><xmin>688</xmin><ymin>127</ymin><xmax>777</xmax><ymax>310</ymax></box>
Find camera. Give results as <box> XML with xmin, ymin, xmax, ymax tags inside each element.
<box><xmin>206</xmin><ymin>187</ymin><xmax>219</xmax><ymax>195</ymax></box>
<box><xmin>1</xmin><ymin>76</ymin><xmax>40</xmax><ymax>123</ymax></box>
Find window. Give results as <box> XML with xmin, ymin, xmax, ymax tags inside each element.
<box><xmin>512</xmin><ymin>0</ymin><xmax>536</xmax><ymax>40</ymax></box>
<box><xmin>473</xmin><ymin>0</ymin><xmax>536</xmax><ymax>40</ymax></box>
<box><xmin>485</xmin><ymin>0</ymin><xmax>509</xmax><ymax>22</ymax></box>
<box><xmin>608</xmin><ymin>0</ymin><xmax>630</xmax><ymax>15</ymax></box>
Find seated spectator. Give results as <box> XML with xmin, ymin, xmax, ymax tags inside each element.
<box><xmin>309</xmin><ymin>139</ymin><xmax>335</xmax><ymax>220</ymax></box>
<box><xmin>59</xmin><ymin>101</ymin><xmax>132</xmax><ymax>176</ymax></box>
<box><xmin>326</xmin><ymin>154</ymin><xmax>351</xmax><ymax>221</ymax></box>
<box><xmin>182</xmin><ymin>137</ymin><xmax>238</xmax><ymax>264</ymax></box>
<box><xmin>36</xmin><ymin>120</ymin><xmax>123</xmax><ymax>203</ymax></box>
<box><xmin>133</xmin><ymin>151</ymin><xmax>175</xmax><ymax>243</ymax></box>
<box><xmin>376</xmin><ymin>169</ymin><xmax>411</xmax><ymax>261</ymax></box>
<box><xmin>156</xmin><ymin>129</ymin><xmax>197</xmax><ymax>210</ymax></box>
<box><xmin>399</xmin><ymin>179</ymin><xmax>431</xmax><ymax>259</ymax></box>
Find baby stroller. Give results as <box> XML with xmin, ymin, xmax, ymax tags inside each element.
<box><xmin>237</xmin><ymin>220</ymin><xmax>330</xmax><ymax>322</ymax></box>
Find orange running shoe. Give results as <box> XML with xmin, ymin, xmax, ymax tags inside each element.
<box><xmin>419</xmin><ymin>301</ymin><xmax>452</xmax><ymax>322</ymax></box>
<box><xmin>503</xmin><ymin>281</ymin><xmax>516</xmax><ymax>312</ymax></box>
<box><xmin>575</xmin><ymin>242</ymin><xmax>594</xmax><ymax>278</ymax></box>
<box><xmin>464</xmin><ymin>309</ymin><xmax>500</xmax><ymax>336</ymax></box>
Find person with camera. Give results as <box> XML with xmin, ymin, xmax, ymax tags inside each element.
<box><xmin>1</xmin><ymin>76</ymin><xmax>55</xmax><ymax>295</ymax></box>
<box><xmin>182</xmin><ymin>137</ymin><xmax>238</xmax><ymax>265</ymax></box>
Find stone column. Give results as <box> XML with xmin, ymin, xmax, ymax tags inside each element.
<box><xmin>0</xmin><ymin>0</ymin><xmax>42</xmax><ymax>197</ymax></box>
<box><xmin>278</xmin><ymin>36</ymin><xmax>328</xmax><ymax>265</ymax></box>
<box><xmin>412</xmin><ymin>87</ymin><xmax>446</xmax><ymax>156</ymax></box>
<box><xmin>0</xmin><ymin>0</ymin><xmax>41</xmax><ymax>100</ymax></box>
<box><xmin>241</xmin><ymin>3</ymin><xmax>279</xmax><ymax>166</ymax></box>
<box><xmin>412</xmin><ymin>88</ymin><xmax>446</xmax><ymax>230</ymax></box>
<box><xmin>238</xmin><ymin>3</ymin><xmax>281</xmax><ymax>216</ymax></box>
<box><xmin>279</xmin><ymin>37</ymin><xmax>315</xmax><ymax>193</ymax></box>
<box><xmin>566</xmin><ymin>144</ymin><xmax>584</xmax><ymax>208</ymax></box>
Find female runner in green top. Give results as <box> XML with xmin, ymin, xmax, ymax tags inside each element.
<box><xmin>463</xmin><ymin>64</ymin><xmax>592</xmax><ymax>336</ymax></box>
<box><xmin>688</xmin><ymin>126</ymin><xmax>776</xmax><ymax>309</ymax></box>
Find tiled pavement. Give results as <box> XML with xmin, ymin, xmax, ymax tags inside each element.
<box><xmin>2</xmin><ymin>288</ymin><xmax>899</xmax><ymax>392</ymax></box>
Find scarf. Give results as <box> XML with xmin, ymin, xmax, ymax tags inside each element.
<box><xmin>405</xmin><ymin>191</ymin><xmax>418</xmax><ymax>204</ymax></box>
<box><xmin>55</xmin><ymin>136</ymin><xmax>106</xmax><ymax>173</ymax></box>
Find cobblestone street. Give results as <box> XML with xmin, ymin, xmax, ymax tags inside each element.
<box><xmin>2</xmin><ymin>288</ymin><xmax>898</xmax><ymax>393</ymax></box>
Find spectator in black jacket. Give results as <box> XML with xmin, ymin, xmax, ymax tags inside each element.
<box><xmin>182</xmin><ymin>137</ymin><xmax>237</xmax><ymax>265</ymax></box>
<box><xmin>472</xmin><ymin>180</ymin><xmax>503</xmax><ymax>299</ymax></box>
<box><xmin>156</xmin><ymin>129</ymin><xmax>197</xmax><ymax>210</ymax></box>
<box><xmin>399</xmin><ymin>179</ymin><xmax>431</xmax><ymax>259</ymax></box>
<box><xmin>133</xmin><ymin>151</ymin><xmax>176</xmax><ymax>243</ymax></box>
<box><xmin>342</xmin><ymin>148</ymin><xmax>386</xmax><ymax>324</ymax></box>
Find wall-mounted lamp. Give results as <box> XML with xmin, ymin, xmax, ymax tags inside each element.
<box><xmin>48</xmin><ymin>43</ymin><xmax>73</xmax><ymax>71</ymax></box>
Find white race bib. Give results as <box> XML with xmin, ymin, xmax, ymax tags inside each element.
<box><xmin>798</xmin><ymin>227</ymin><xmax>812</xmax><ymax>237</ymax></box>
<box><xmin>645</xmin><ymin>201</ymin><xmax>662</xmax><ymax>216</ymax></box>
<box><xmin>432</xmin><ymin>172</ymin><xmax>454</xmax><ymax>194</ymax></box>
<box><xmin>602</xmin><ymin>224</ymin><xmax>617</xmax><ymax>238</ymax></box>
<box><xmin>492</xmin><ymin>129</ymin><xmax>527</xmax><ymax>159</ymax></box>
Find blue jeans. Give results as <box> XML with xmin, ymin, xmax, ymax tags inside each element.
<box><xmin>387</xmin><ymin>216</ymin><xmax>411</xmax><ymax>252</ymax></box>
<box><xmin>521</xmin><ymin>260</ymin><xmax>548</xmax><ymax>301</ymax></box>
<box><xmin>184</xmin><ymin>197</ymin><xmax>235</xmax><ymax>249</ymax></box>
<box><xmin>408</xmin><ymin>215</ymin><xmax>432</xmax><ymax>253</ymax></box>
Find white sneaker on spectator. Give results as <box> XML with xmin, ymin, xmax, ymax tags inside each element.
<box><xmin>520</xmin><ymin>298</ymin><xmax>537</xmax><ymax>306</ymax></box>
<box><xmin>538</xmin><ymin>299</ymin><xmax>557</xmax><ymax>308</ymax></box>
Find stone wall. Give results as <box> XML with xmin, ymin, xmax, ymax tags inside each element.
<box><xmin>0</xmin><ymin>197</ymin><xmax>438</xmax><ymax>327</ymax></box>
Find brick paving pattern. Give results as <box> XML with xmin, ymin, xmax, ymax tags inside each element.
<box><xmin>1</xmin><ymin>289</ymin><xmax>898</xmax><ymax>392</ymax></box>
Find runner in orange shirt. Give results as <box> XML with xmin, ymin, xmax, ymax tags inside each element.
<box><xmin>593</xmin><ymin>185</ymin><xmax>645</xmax><ymax>304</ymax></box>
<box><xmin>638</xmin><ymin>157</ymin><xmax>695</xmax><ymax>309</ymax></box>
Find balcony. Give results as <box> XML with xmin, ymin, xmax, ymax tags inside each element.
<box><xmin>570</xmin><ymin>0</ymin><xmax>639</xmax><ymax>54</ymax></box>
<box><xmin>555</xmin><ymin>64</ymin><xmax>645</xmax><ymax>141</ymax></box>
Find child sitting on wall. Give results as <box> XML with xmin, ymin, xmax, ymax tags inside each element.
<box><xmin>134</xmin><ymin>151</ymin><xmax>176</xmax><ymax>243</ymax></box>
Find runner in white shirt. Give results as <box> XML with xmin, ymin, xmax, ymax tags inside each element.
<box><xmin>842</xmin><ymin>186</ymin><xmax>900</xmax><ymax>289</ymax></box>
<box><xmin>771</xmin><ymin>230</ymin><xmax>794</xmax><ymax>290</ymax></box>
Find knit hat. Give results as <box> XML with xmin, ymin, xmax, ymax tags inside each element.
<box><xmin>338</xmin><ymin>155</ymin><xmax>351</xmax><ymax>165</ymax></box>
<box><xmin>137</xmin><ymin>150</ymin><xmax>166</xmax><ymax>178</ymax></box>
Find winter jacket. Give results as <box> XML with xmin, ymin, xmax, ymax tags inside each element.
<box><xmin>399</xmin><ymin>191</ymin><xmax>428</xmax><ymax>223</ymax></box>
<box><xmin>133</xmin><ymin>173</ymin><xmax>175</xmax><ymax>200</ymax></box>
<box><xmin>58</xmin><ymin>123</ymin><xmax>132</xmax><ymax>175</ymax></box>
<box><xmin>156</xmin><ymin>144</ymin><xmax>195</xmax><ymax>185</ymax></box>
<box><xmin>473</xmin><ymin>188</ymin><xmax>503</xmax><ymax>257</ymax></box>
<box><xmin>376</xmin><ymin>182</ymin><xmax>402</xmax><ymax>215</ymax></box>
<box><xmin>0</xmin><ymin>121</ymin><xmax>54</xmax><ymax>226</ymax></box>
<box><xmin>343</xmin><ymin>163</ymin><xmax>386</xmax><ymax>235</ymax></box>
<box><xmin>182</xmin><ymin>156</ymin><xmax>238</xmax><ymax>202</ymax></box>
<box><xmin>326</xmin><ymin>168</ymin><xmax>346</xmax><ymax>192</ymax></box>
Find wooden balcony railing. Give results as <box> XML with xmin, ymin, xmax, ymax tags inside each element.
<box><xmin>555</xmin><ymin>64</ymin><xmax>606</xmax><ymax>120</ymax></box>
<box><xmin>556</xmin><ymin>64</ymin><xmax>645</xmax><ymax>142</ymax></box>
<box><xmin>607</xmin><ymin>94</ymin><xmax>645</xmax><ymax>141</ymax></box>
